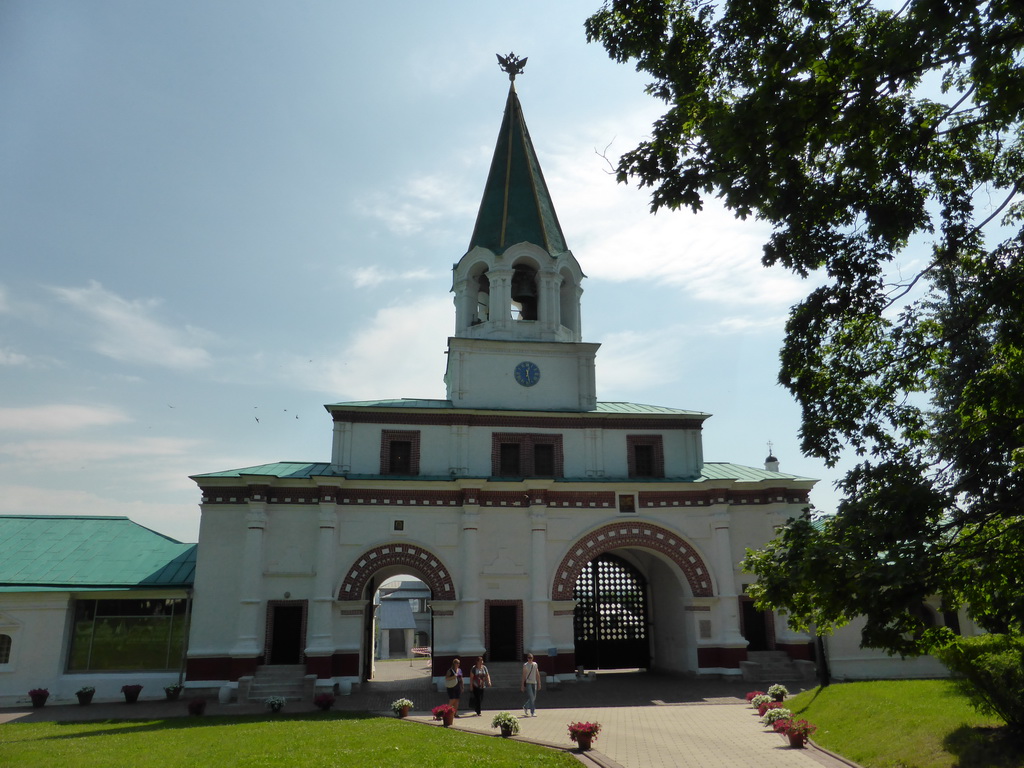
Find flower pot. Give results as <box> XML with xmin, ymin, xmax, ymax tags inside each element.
<box><xmin>773</xmin><ymin>694</ymin><xmax>785</xmax><ymax>702</ymax></box>
<box><xmin>270</xmin><ymin>702</ymin><xmax>283</xmax><ymax>713</ymax></box>
<box><xmin>398</xmin><ymin>705</ymin><xmax>410</xmax><ymax>718</ymax></box>
<box><xmin>123</xmin><ymin>688</ymin><xmax>141</xmax><ymax>703</ymax></box>
<box><xmin>788</xmin><ymin>733</ymin><xmax>807</xmax><ymax>749</ymax></box>
<box><xmin>165</xmin><ymin>688</ymin><xmax>182</xmax><ymax>701</ymax></box>
<box><xmin>576</xmin><ymin>734</ymin><xmax>593</xmax><ymax>751</ymax></box>
<box><xmin>442</xmin><ymin>711</ymin><xmax>454</xmax><ymax>727</ymax></box>
<box><xmin>757</xmin><ymin>703</ymin><xmax>769</xmax><ymax>716</ymax></box>
<box><xmin>76</xmin><ymin>691</ymin><xmax>94</xmax><ymax>706</ymax></box>
<box><xmin>188</xmin><ymin>698</ymin><xmax>207</xmax><ymax>716</ymax></box>
<box><xmin>500</xmin><ymin>725</ymin><xmax>513</xmax><ymax>738</ymax></box>
<box><xmin>29</xmin><ymin>692</ymin><xmax>48</xmax><ymax>708</ymax></box>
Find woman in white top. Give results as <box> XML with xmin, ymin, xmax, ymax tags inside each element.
<box><xmin>520</xmin><ymin>652</ymin><xmax>541</xmax><ymax>716</ymax></box>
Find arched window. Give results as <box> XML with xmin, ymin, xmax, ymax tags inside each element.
<box><xmin>0</xmin><ymin>634</ymin><xmax>12</xmax><ymax>664</ymax></box>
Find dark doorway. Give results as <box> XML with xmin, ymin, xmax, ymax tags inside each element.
<box><xmin>740</xmin><ymin>600</ymin><xmax>771</xmax><ymax>651</ymax></box>
<box><xmin>488</xmin><ymin>604</ymin><xmax>519</xmax><ymax>661</ymax></box>
<box><xmin>573</xmin><ymin>553</ymin><xmax>650</xmax><ymax>669</ymax></box>
<box><xmin>268</xmin><ymin>603</ymin><xmax>305</xmax><ymax>664</ymax></box>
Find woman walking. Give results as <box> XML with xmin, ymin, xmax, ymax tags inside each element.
<box><xmin>469</xmin><ymin>656</ymin><xmax>491</xmax><ymax>716</ymax></box>
<box><xmin>520</xmin><ymin>652</ymin><xmax>541</xmax><ymax>716</ymax></box>
<box><xmin>445</xmin><ymin>657</ymin><xmax>464</xmax><ymax>717</ymax></box>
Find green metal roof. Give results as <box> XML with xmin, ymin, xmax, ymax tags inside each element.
<box><xmin>468</xmin><ymin>83</ymin><xmax>567</xmax><ymax>256</ymax></box>
<box><xmin>193</xmin><ymin>460</ymin><xmax>814</xmax><ymax>484</ymax></box>
<box><xmin>0</xmin><ymin>515</ymin><xmax>196</xmax><ymax>591</ymax></box>
<box><xmin>325</xmin><ymin>398</ymin><xmax>709</xmax><ymax>417</ymax></box>
<box><xmin>699</xmin><ymin>462</ymin><xmax>817</xmax><ymax>483</ymax></box>
<box><xmin>192</xmin><ymin>462</ymin><xmax>342</xmax><ymax>480</ymax></box>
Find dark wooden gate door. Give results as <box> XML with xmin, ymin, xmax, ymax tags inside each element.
<box><xmin>268</xmin><ymin>604</ymin><xmax>304</xmax><ymax>664</ymax></box>
<box><xmin>573</xmin><ymin>553</ymin><xmax>649</xmax><ymax>669</ymax></box>
<box><xmin>488</xmin><ymin>605</ymin><xmax>519</xmax><ymax>661</ymax></box>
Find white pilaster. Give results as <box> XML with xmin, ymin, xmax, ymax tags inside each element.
<box><xmin>458</xmin><ymin>506</ymin><xmax>483</xmax><ymax>651</ymax></box>
<box><xmin>712</xmin><ymin>514</ymin><xmax>746</xmax><ymax>645</ymax></box>
<box><xmin>528</xmin><ymin>505</ymin><xmax>553</xmax><ymax>652</ymax></box>
<box><xmin>232</xmin><ymin>501</ymin><xmax>267</xmax><ymax>657</ymax></box>
<box><xmin>307</xmin><ymin>502</ymin><xmax>338</xmax><ymax>655</ymax></box>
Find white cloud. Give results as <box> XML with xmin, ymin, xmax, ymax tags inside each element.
<box><xmin>0</xmin><ymin>436</ymin><xmax>198</xmax><ymax>465</ymax></box>
<box><xmin>49</xmin><ymin>281</ymin><xmax>214</xmax><ymax>370</ymax></box>
<box><xmin>352</xmin><ymin>266</ymin><xmax>438</xmax><ymax>288</ymax></box>
<box><xmin>0</xmin><ymin>404</ymin><xmax>131</xmax><ymax>432</ymax></box>
<box><xmin>354</xmin><ymin>173</ymin><xmax>478</xmax><ymax>237</ymax></box>
<box><xmin>0</xmin><ymin>347</ymin><xmax>28</xmax><ymax>366</ymax></box>
<box><xmin>297</xmin><ymin>296</ymin><xmax>451</xmax><ymax>400</ymax></box>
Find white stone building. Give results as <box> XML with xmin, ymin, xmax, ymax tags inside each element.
<box><xmin>184</xmin><ymin>71</ymin><xmax>821</xmax><ymax>696</ymax></box>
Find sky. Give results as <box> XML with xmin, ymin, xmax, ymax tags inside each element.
<box><xmin>1</xmin><ymin>0</ymin><xmax>845</xmax><ymax>543</ymax></box>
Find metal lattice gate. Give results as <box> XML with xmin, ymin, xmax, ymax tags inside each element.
<box><xmin>573</xmin><ymin>553</ymin><xmax>650</xmax><ymax>670</ymax></box>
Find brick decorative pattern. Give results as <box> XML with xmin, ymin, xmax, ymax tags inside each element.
<box><xmin>626</xmin><ymin>434</ymin><xmax>665</xmax><ymax>478</ymax></box>
<box><xmin>484</xmin><ymin>599</ymin><xmax>523</xmax><ymax>662</ymax></box>
<box><xmin>338</xmin><ymin>543</ymin><xmax>456</xmax><ymax>601</ymax></box>
<box><xmin>544</xmin><ymin>490</ymin><xmax>617</xmax><ymax>509</ymax></box>
<box><xmin>489</xmin><ymin>433</ymin><xmax>564</xmax><ymax>477</ymax></box>
<box><xmin>551</xmin><ymin>522</ymin><xmax>714</xmax><ymax>599</ymax></box>
<box><xmin>379</xmin><ymin>430</ymin><xmax>421</xmax><ymax>476</ymax></box>
<box><xmin>331</xmin><ymin>409</ymin><xmax>705</xmax><ymax>431</ymax></box>
<box><xmin>197</xmin><ymin>484</ymin><xmax>809</xmax><ymax>507</ymax></box>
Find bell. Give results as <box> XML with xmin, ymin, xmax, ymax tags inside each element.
<box><xmin>511</xmin><ymin>268</ymin><xmax>537</xmax><ymax>302</ymax></box>
<box><xmin>511</xmin><ymin>266</ymin><xmax>538</xmax><ymax>320</ymax></box>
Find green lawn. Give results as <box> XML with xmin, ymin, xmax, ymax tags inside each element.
<box><xmin>0</xmin><ymin>712</ymin><xmax>579</xmax><ymax>768</ymax></box>
<box><xmin>788</xmin><ymin>680</ymin><xmax>1023</xmax><ymax>768</ymax></box>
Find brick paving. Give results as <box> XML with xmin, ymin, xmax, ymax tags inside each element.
<box><xmin>0</xmin><ymin>663</ymin><xmax>857</xmax><ymax>768</ymax></box>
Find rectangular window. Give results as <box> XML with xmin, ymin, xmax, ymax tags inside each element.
<box><xmin>389</xmin><ymin>441</ymin><xmax>412</xmax><ymax>474</ymax></box>
<box><xmin>380</xmin><ymin>430</ymin><xmax>420</xmax><ymax>475</ymax></box>
<box><xmin>499</xmin><ymin>443</ymin><xmax>521</xmax><ymax>476</ymax></box>
<box><xmin>491</xmin><ymin>434</ymin><xmax>564</xmax><ymax>477</ymax></box>
<box><xmin>634</xmin><ymin>445</ymin><xmax>655</xmax><ymax>477</ymax></box>
<box><xmin>68</xmin><ymin>599</ymin><xmax>186</xmax><ymax>672</ymax></box>
<box><xmin>533</xmin><ymin>443</ymin><xmax>555</xmax><ymax>476</ymax></box>
<box><xmin>627</xmin><ymin>435</ymin><xmax>664</xmax><ymax>478</ymax></box>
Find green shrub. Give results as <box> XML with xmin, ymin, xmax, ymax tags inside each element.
<box><xmin>935</xmin><ymin>634</ymin><xmax>1024</xmax><ymax>731</ymax></box>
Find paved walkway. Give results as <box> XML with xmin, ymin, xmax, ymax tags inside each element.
<box><xmin>0</xmin><ymin>663</ymin><xmax>857</xmax><ymax>768</ymax></box>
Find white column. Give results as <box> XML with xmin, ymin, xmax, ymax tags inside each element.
<box><xmin>712</xmin><ymin>513</ymin><xmax>746</xmax><ymax>644</ymax></box>
<box><xmin>488</xmin><ymin>268</ymin><xmax>513</xmax><ymax>331</ymax></box>
<box><xmin>232</xmin><ymin>501</ymin><xmax>267</xmax><ymax>657</ymax></box>
<box><xmin>307</xmin><ymin>501</ymin><xmax>338</xmax><ymax>654</ymax></box>
<box><xmin>458</xmin><ymin>506</ymin><xmax>483</xmax><ymax>652</ymax></box>
<box><xmin>529</xmin><ymin>505</ymin><xmax>553</xmax><ymax>652</ymax></box>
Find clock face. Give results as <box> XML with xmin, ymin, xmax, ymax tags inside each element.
<box><xmin>514</xmin><ymin>361</ymin><xmax>540</xmax><ymax>387</ymax></box>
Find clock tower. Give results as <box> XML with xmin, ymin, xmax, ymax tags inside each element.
<box><xmin>445</xmin><ymin>57</ymin><xmax>599</xmax><ymax>411</ymax></box>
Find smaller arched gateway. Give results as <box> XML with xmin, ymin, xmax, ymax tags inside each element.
<box><xmin>337</xmin><ymin>543</ymin><xmax>455</xmax><ymax>682</ymax></box>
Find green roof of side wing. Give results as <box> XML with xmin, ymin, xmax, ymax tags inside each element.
<box><xmin>0</xmin><ymin>515</ymin><xmax>196</xmax><ymax>591</ymax></box>
<box><xmin>468</xmin><ymin>83</ymin><xmax>568</xmax><ymax>255</ymax></box>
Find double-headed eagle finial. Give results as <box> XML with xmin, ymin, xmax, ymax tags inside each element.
<box><xmin>496</xmin><ymin>52</ymin><xmax>527</xmax><ymax>81</ymax></box>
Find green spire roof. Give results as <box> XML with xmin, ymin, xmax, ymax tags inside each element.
<box><xmin>468</xmin><ymin>84</ymin><xmax>568</xmax><ymax>256</ymax></box>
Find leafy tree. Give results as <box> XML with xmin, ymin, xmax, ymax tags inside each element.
<box><xmin>586</xmin><ymin>0</ymin><xmax>1024</xmax><ymax>655</ymax></box>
